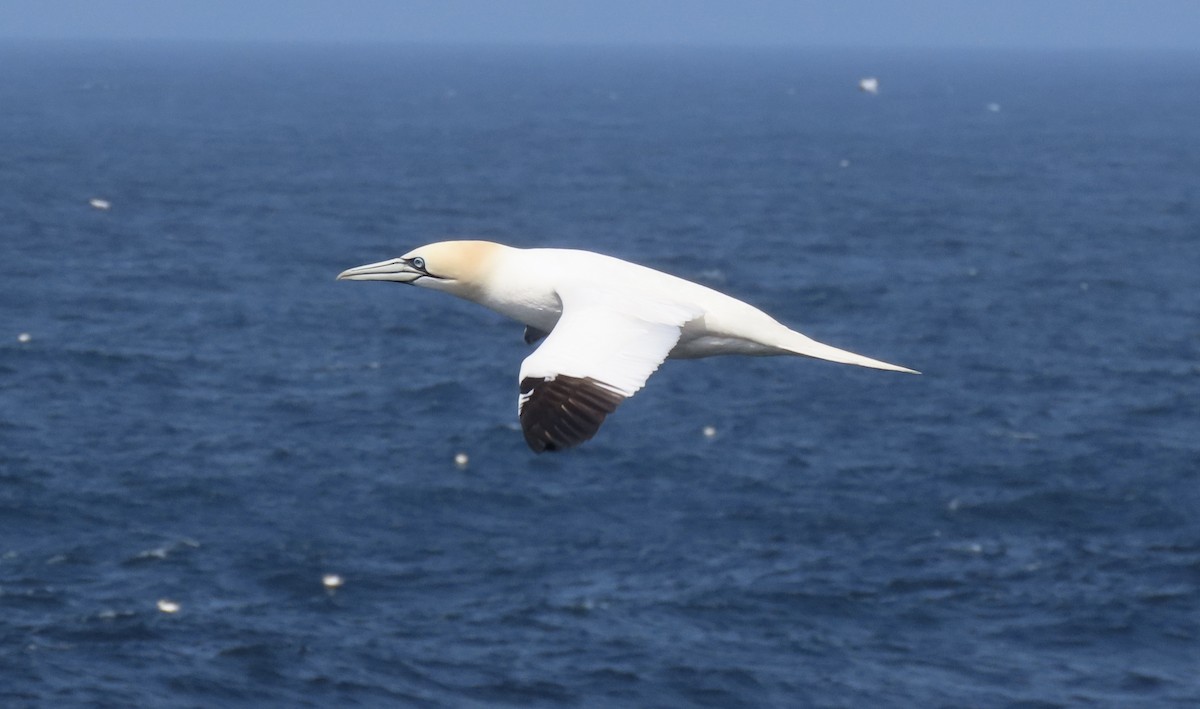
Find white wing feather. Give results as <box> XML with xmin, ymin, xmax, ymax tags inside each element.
<box><xmin>519</xmin><ymin>286</ymin><xmax>700</xmax><ymax>400</ymax></box>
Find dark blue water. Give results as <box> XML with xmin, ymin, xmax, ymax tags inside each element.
<box><xmin>2</xmin><ymin>42</ymin><xmax>1198</xmax><ymax>707</ymax></box>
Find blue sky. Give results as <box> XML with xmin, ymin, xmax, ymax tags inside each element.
<box><xmin>2</xmin><ymin>0</ymin><xmax>1198</xmax><ymax>50</ymax></box>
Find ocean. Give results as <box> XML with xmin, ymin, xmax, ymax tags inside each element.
<box><xmin>0</xmin><ymin>42</ymin><xmax>1197</xmax><ymax>707</ymax></box>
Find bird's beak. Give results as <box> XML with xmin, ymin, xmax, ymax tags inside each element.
<box><xmin>336</xmin><ymin>258</ymin><xmax>422</xmax><ymax>284</ymax></box>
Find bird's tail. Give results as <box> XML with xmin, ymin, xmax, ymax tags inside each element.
<box><xmin>780</xmin><ymin>330</ymin><xmax>919</xmax><ymax>374</ymax></box>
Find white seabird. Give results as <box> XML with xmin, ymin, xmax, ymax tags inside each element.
<box><xmin>338</xmin><ymin>241</ymin><xmax>917</xmax><ymax>453</ymax></box>
<box><xmin>858</xmin><ymin>77</ymin><xmax>880</xmax><ymax>94</ymax></box>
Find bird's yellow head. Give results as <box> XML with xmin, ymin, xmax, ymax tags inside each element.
<box><xmin>337</xmin><ymin>240</ymin><xmax>505</xmax><ymax>297</ymax></box>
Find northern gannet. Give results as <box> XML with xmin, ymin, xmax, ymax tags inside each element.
<box><xmin>338</xmin><ymin>241</ymin><xmax>917</xmax><ymax>453</ymax></box>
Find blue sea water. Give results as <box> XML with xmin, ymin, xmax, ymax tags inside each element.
<box><xmin>1</xmin><ymin>41</ymin><xmax>1198</xmax><ymax>707</ymax></box>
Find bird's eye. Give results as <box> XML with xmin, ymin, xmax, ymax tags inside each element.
<box><xmin>410</xmin><ymin>257</ymin><xmax>426</xmax><ymax>270</ymax></box>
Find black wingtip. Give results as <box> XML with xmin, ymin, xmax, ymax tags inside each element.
<box><xmin>523</xmin><ymin>325</ymin><xmax>551</xmax><ymax>346</ymax></box>
<box><xmin>519</xmin><ymin>375</ymin><xmax>625</xmax><ymax>453</ymax></box>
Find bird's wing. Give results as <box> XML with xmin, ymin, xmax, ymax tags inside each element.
<box><xmin>517</xmin><ymin>286</ymin><xmax>700</xmax><ymax>453</ymax></box>
<box><xmin>523</xmin><ymin>325</ymin><xmax>550</xmax><ymax>345</ymax></box>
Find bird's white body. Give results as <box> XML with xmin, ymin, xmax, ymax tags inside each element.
<box><xmin>479</xmin><ymin>247</ymin><xmax>896</xmax><ymax>362</ymax></box>
<box><xmin>483</xmin><ymin>248</ymin><xmax>777</xmax><ymax>355</ymax></box>
<box><xmin>339</xmin><ymin>241</ymin><xmax>915</xmax><ymax>452</ymax></box>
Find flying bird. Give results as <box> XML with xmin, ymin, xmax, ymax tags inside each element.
<box><xmin>338</xmin><ymin>241</ymin><xmax>917</xmax><ymax>453</ymax></box>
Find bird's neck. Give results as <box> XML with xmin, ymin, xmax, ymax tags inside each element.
<box><xmin>466</xmin><ymin>251</ymin><xmax>563</xmax><ymax>330</ymax></box>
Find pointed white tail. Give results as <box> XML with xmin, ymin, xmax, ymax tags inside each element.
<box><xmin>782</xmin><ymin>331</ymin><xmax>919</xmax><ymax>374</ymax></box>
